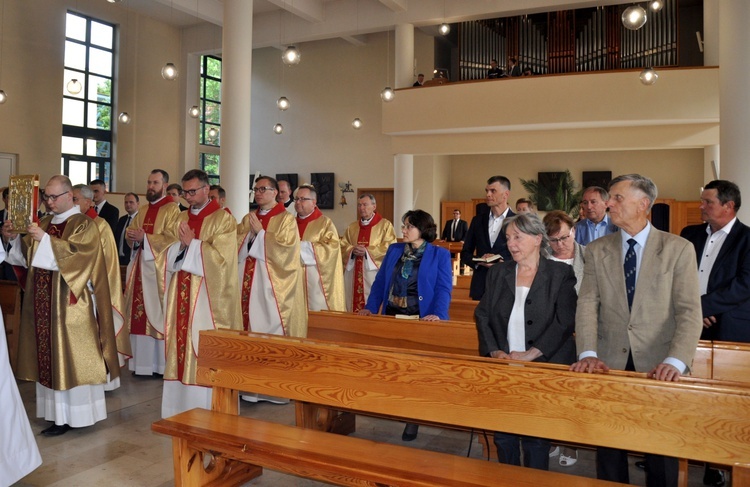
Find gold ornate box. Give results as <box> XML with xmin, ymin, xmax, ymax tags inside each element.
<box><xmin>8</xmin><ymin>174</ymin><xmax>40</xmax><ymax>233</ymax></box>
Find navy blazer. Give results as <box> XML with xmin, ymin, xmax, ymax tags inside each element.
<box><xmin>460</xmin><ymin>209</ymin><xmax>515</xmax><ymax>300</ymax></box>
<box><xmin>97</xmin><ymin>201</ymin><xmax>120</xmax><ymax>234</ymax></box>
<box><xmin>441</xmin><ymin>219</ymin><xmax>468</xmax><ymax>242</ymax></box>
<box><xmin>475</xmin><ymin>258</ymin><xmax>577</xmax><ymax>364</ymax></box>
<box><xmin>680</xmin><ymin>220</ymin><xmax>750</xmax><ymax>342</ymax></box>
<box><xmin>365</xmin><ymin>243</ymin><xmax>453</xmax><ymax>320</ymax></box>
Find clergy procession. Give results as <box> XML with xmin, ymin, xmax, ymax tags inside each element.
<box><xmin>2</xmin><ymin>170</ymin><xmax>749</xmax><ymax>487</ymax></box>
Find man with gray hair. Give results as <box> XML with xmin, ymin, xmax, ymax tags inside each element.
<box><xmin>575</xmin><ymin>186</ymin><xmax>618</xmax><ymax>245</ymax></box>
<box><xmin>341</xmin><ymin>193</ymin><xmax>396</xmax><ymax>312</ymax></box>
<box><xmin>572</xmin><ymin>174</ymin><xmax>702</xmax><ymax>486</ymax></box>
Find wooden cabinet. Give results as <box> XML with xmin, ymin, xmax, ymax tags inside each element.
<box><xmin>649</xmin><ymin>199</ymin><xmax>702</xmax><ymax>234</ymax></box>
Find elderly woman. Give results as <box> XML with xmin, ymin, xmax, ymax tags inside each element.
<box><xmin>543</xmin><ymin>210</ymin><xmax>585</xmax><ymax>467</ymax></box>
<box><xmin>360</xmin><ymin>209</ymin><xmax>452</xmax><ymax>442</ymax></box>
<box><xmin>475</xmin><ymin>213</ymin><xmax>577</xmax><ymax>471</ymax></box>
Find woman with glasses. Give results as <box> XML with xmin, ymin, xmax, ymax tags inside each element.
<box><xmin>359</xmin><ymin>209</ymin><xmax>452</xmax><ymax>442</ymax></box>
<box><xmin>543</xmin><ymin>210</ymin><xmax>585</xmax><ymax>467</ymax></box>
<box><xmin>475</xmin><ymin>213</ymin><xmax>577</xmax><ymax>471</ymax></box>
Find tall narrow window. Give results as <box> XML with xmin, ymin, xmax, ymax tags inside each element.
<box><xmin>199</xmin><ymin>55</ymin><xmax>221</xmax><ymax>182</ymax></box>
<box><xmin>61</xmin><ymin>12</ymin><xmax>115</xmax><ymax>188</ymax></box>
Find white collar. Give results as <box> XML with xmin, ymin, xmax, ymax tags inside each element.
<box><xmin>51</xmin><ymin>205</ymin><xmax>81</xmax><ymax>224</ymax></box>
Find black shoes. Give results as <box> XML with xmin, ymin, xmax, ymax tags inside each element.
<box><xmin>703</xmin><ymin>466</ymin><xmax>726</xmax><ymax>487</ymax></box>
<box><xmin>401</xmin><ymin>423</ymin><xmax>419</xmax><ymax>441</ymax></box>
<box><xmin>41</xmin><ymin>423</ymin><xmax>72</xmax><ymax>436</ymax></box>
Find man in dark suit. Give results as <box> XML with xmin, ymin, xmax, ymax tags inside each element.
<box><xmin>679</xmin><ymin>180</ymin><xmax>742</xmax><ymax>487</ymax></box>
<box><xmin>681</xmin><ymin>179</ymin><xmax>750</xmax><ymax>343</ymax></box>
<box><xmin>167</xmin><ymin>183</ymin><xmax>188</xmax><ymax>211</ymax></box>
<box><xmin>115</xmin><ymin>192</ymin><xmax>139</xmax><ymax>266</ymax></box>
<box><xmin>461</xmin><ymin>175</ymin><xmax>515</xmax><ymax>300</ymax></box>
<box><xmin>441</xmin><ymin>209</ymin><xmax>468</xmax><ymax>242</ymax></box>
<box><xmin>572</xmin><ymin>174</ymin><xmax>702</xmax><ymax>487</ymax></box>
<box><xmin>89</xmin><ymin>179</ymin><xmax>119</xmax><ymax>233</ymax></box>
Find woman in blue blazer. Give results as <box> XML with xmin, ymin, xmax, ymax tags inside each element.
<box><xmin>359</xmin><ymin>209</ymin><xmax>453</xmax><ymax>442</ymax></box>
<box><xmin>360</xmin><ymin>209</ymin><xmax>452</xmax><ymax>321</ymax></box>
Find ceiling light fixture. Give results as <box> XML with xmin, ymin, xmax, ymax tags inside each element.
<box><xmin>66</xmin><ymin>78</ymin><xmax>82</xmax><ymax>95</ymax></box>
<box><xmin>188</xmin><ymin>105</ymin><xmax>200</xmax><ymax>118</ymax></box>
<box><xmin>282</xmin><ymin>45</ymin><xmax>301</xmax><ymax>65</ymax></box>
<box><xmin>277</xmin><ymin>96</ymin><xmax>290</xmax><ymax>110</ymax></box>
<box><xmin>273</xmin><ymin>123</ymin><xmax>284</xmax><ymax>134</ymax></box>
<box><xmin>352</xmin><ymin>118</ymin><xmax>363</xmax><ymax>129</ymax></box>
<box><xmin>622</xmin><ymin>5</ymin><xmax>647</xmax><ymax>30</ymax></box>
<box><xmin>649</xmin><ymin>0</ymin><xmax>664</xmax><ymax>12</ymax></box>
<box><xmin>118</xmin><ymin>112</ymin><xmax>131</xmax><ymax>124</ymax></box>
<box><xmin>639</xmin><ymin>67</ymin><xmax>658</xmax><ymax>85</ymax></box>
<box><xmin>381</xmin><ymin>29</ymin><xmax>394</xmax><ymax>102</ymax></box>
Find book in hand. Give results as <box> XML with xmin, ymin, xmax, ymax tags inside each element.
<box><xmin>472</xmin><ymin>254</ymin><xmax>503</xmax><ymax>263</ymax></box>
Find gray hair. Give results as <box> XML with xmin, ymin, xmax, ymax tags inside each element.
<box><xmin>74</xmin><ymin>183</ymin><xmax>94</xmax><ymax>200</ymax></box>
<box><xmin>503</xmin><ymin>213</ymin><xmax>552</xmax><ymax>258</ymax></box>
<box><xmin>295</xmin><ymin>183</ymin><xmax>317</xmax><ymax>200</ymax></box>
<box><xmin>583</xmin><ymin>186</ymin><xmax>610</xmax><ymax>202</ymax></box>
<box><xmin>359</xmin><ymin>193</ymin><xmax>376</xmax><ymax>205</ymax></box>
<box><xmin>609</xmin><ymin>174</ymin><xmax>658</xmax><ymax>210</ymax></box>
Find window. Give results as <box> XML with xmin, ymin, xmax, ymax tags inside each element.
<box><xmin>61</xmin><ymin>12</ymin><xmax>115</xmax><ymax>188</ymax></box>
<box><xmin>199</xmin><ymin>55</ymin><xmax>221</xmax><ymax>183</ymax></box>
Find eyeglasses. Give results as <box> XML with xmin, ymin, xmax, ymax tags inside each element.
<box><xmin>549</xmin><ymin>229</ymin><xmax>573</xmax><ymax>244</ymax></box>
<box><xmin>401</xmin><ymin>223</ymin><xmax>417</xmax><ymax>231</ymax></box>
<box><xmin>181</xmin><ymin>185</ymin><xmax>206</xmax><ymax>197</ymax></box>
<box><xmin>42</xmin><ymin>191</ymin><xmax>69</xmax><ymax>202</ymax></box>
<box><xmin>294</xmin><ymin>197</ymin><xmax>314</xmax><ymax>202</ymax></box>
<box><xmin>252</xmin><ymin>186</ymin><xmax>275</xmax><ymax>194</ymax></box>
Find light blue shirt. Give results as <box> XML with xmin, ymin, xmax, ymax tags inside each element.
<box><xmin>575</xmin><ymin>214</ymin><xmax>616</xmax><ymax>245</ymax></box>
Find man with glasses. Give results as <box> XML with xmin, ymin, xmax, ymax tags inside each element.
<box><xmin>2</xmin><ymin>175</ymin><xmax>120</xmax><ymax>436</ymax></box>
<box><xmin>295</xmin><ymin>184</ymin><xmax>345</xmax><ymax>311</ymax></box>
<box><xmin>238</xmin><ymin>176</ymin><xmax>306</xmax><ymax>337</ymax></box>
<box><xmin>123</xmin><ymin>169</ymin><xmax>181</xmax><ymax>377</ymax></box>
<box><xmin>341</xmin><ymin>194</ymin><xmax>397</xmax><ymax>312</ymax></box>
<box><xmin>161</xmin><ymin>169</ymin><xmax>241</xmax><ymax>418</ymax></box>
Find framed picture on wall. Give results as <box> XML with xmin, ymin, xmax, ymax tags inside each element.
<box><xmin>582</xmin><ymin>171</ymin><xmax>612</xmax><ymax>190</ymax></box>
<box><xmin>310</xmin><ymin>173</ymin><xmax>335</xmax><ymax>209</ymax></box>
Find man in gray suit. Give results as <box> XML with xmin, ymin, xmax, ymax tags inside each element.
<box><xmin>571</xmin><ymin>174</ymin><xmax>702</xmax><ymax>487</ymax></box>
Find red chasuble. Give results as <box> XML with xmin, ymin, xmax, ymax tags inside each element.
<box><xmin>240</xmin><ymin>203</ymin><xmax>286</xmax><ymax>331</ymax></box>
<box><xmin>352</xmin><ymin>213</ymin><xmax>383</xmax><ymax>313</ymax></box>
<box><xmin>85</xmin><ymin>207</ymin><xmax>98</xmax><ymax>219</ymax></box>
<box><xmin>130</xmin><ymin>195</ymin><xmax>176</xmax><ymax>336</ymax></box>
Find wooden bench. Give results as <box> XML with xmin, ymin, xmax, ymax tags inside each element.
<box><xmin>448</xmin><ymin>297</ymin><xmax>477</xmax><ymax>322</ymax></box>
<box><xmin>0</xmin><ymin>279</ymin><xmax>22</xmax><ymax>370</ymax></box>
<box><xmin>153</xmin><ymin>330</ymin><xmax>750</xmax><ymax>487</ymax></box>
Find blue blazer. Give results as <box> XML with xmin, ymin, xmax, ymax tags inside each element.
<box><xmin>681</xmin><ymin>219</ymin><xmax>750</xmax><ymax>342</ymax></box>
<box><xmin>365</xmin><ymin>243</ymin><xmax>453</xmax><ymax>320</ymax></box>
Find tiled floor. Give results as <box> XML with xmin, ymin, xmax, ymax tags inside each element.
<box><xmin>12</xmin><ymin>371</ymin><xmax>717</xmax><ymax>486</ymax></box>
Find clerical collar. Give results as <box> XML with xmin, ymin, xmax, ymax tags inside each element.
<box><xmin>150</xmin><ymin>195</ymin><xmax>167</xmax><ymax>205</ymax></box>
<box><xmin>258</xmin><ymin>206</ymin><xmax>273</xmax><ymax>216</ymax></box>
<box><xmin>360</xmin><ymin>215</ymin><xmax>375</xmax><ymax>225</ymax></box>
<box><xmin>52</xmin><ymin>205</ymin><xmax>81</xmax><ymax>224</ymax></box>
<box><xmin>190</xmin><ymin>199</ymin><xmax>211</xmax><ymax>215</ymax></box>
<box><xmin>298</xmin><ymin>211</ymin><xmax>314</xmax><ymax>220</ymax></box>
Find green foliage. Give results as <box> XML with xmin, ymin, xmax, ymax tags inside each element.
<box><xmin>520</xmin><ymin>169</ymin><xmax>582</xmax><ymax>218</ymax></box>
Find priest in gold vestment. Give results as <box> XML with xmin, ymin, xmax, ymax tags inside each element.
<box><xmin>341</xmin><ymin>194</ymin><xmax>397</xmax><ymax>312</ymax></box>
<box><xmin>294</xmin><ymin>184</ymin><xmax>345</xmax><ymax>311</ymax></box>
<box><xmin>123</xmin><ymin>169</ymin><xmax>181</xmax><ymax>376</ymax></box>
<box><xmin>3</xmin><ymin>175</ymin><xmax>119</xmax><ymax>436</ymax></box>
<box><xmin>238</xmin><ymin>176</ymin><xmax>307</xmax><ymax>337</ymax></box>
<box><xmin>73</xmin><ymin>184</ymin><xmax>131</xmax><ymax>390</ymax></box>
<box><xmin>161</xmin><ymin>170</ymin><xmax>241</xmax><ymax>418</ymax></box>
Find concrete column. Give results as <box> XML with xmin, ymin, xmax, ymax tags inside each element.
<box><xmin>394</xmin><ymin>24</ymin><xmax>414</xmax><ymax>89</ymax></box>
<box><xmin>704</xmin><ymin>0</ymin><xmax>719</xmax><ymax>65</ymax></box>
<box><xmin>220</xmin><ymin>0</ymin><xmax>253</xmax><ymax>217</ymax></box>
<box><xmin>393</xmin><ymin>154</ymin><xmax>414</xmax><ymax>237</ymax></box>
<box><xmin>704</xmin><ymin>145</ymin><xmax>720</xmax><ymax>183</ymax></box>
<box><xmin>719</xmin><ymin>0</ymin><xmax>750</xmax><ymax>220</ymax></box>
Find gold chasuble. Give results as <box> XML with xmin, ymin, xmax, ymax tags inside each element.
<box><xmin>93</xmin><ymin>216</ymin><xmax>131</xmax><ymax>363</ymax></box>
<box><xmin>341</xmin><ymin>213</ymin><xmax>397</xmax><ymax>312</ymax></box>
<box><xmin>15</xmin><ymin>213</ymin><xmax>120</xmax><ymax>390</ymax></box>
<box><xmin>238</xmin><ymin>203</ymin><xmax>307</xmax><ymax>337</ymax></box>
<box><xmin>164</xmin><ymin>200</ymin><xmax>241</xmax><ymax>386</ymax></box>
<box><xmin>297</xmin><ymin>208</ymin><xmax>346</xmax><ymax>311</ymax></box>
<box><xmin>124</xmin><ymin>196</ymin><xmax>181</xmax><ymax>340</ymax></box>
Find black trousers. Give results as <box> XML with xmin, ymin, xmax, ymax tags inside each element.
<box><xmin>596</xmin><ymin>353</ymin><xmax>678</xmax><ymax>486</ymax></box>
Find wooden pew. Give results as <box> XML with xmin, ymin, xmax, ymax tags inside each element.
<box><xmin>712</xmin><ymin>341</ymin><xmax>750</xmax><ymax>383</ymax></box>
<box><xmin>0</xmin><ymin>280</ymin><xmax>21</xmax><ymax>370</ymax></box>
<box><xmin>451</xmin><ymin>286</ymin><xmax>471</xmax><ymax>300</ymax></box>
<box><xmin>153</xmin><ymin>330</ymin><xmax>750</xmax><ymax>487</ymax></box>
<box><xmin>448</xmin><ymin>297</ymin><xmax>477</xmax><ymax>322</ymax></box>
